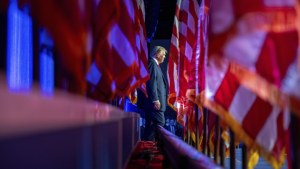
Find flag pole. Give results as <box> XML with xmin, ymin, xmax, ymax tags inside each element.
<box><xmin>242</xmin><ymin>144</ymin><xmax>247</xmax><ymax>169</ymax></box>
<box><xmin>195</xmin><ymin>103</ymin><xmax>200</xmax><ymax>151</ymax></box>
<box><xmin>202</xmin><ymin>108</ymin><xmax>208</xmax><ymax>155</ymax></box>
<box><xmin>290</xmin><ymin>113</ymin><xmax>300</xmax><ymax>169</ymax></box>
<box><xmin>214</xmin><ymin>115</ymin><xmax>220</xmax><ymax>162</ymax></box>
<box><xmin>230</xmin><ymin>129</ymin><xmax>236</xmax><ymax>169</ymax></box>
<box><xmin>220</xmin><ymin>128</ymin><xmax>225</xmax><ymax>167</ymax></box>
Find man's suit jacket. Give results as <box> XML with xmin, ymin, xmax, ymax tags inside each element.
<box><xmin>146</xmin><ymin>58</ymin><xmax>168</xmax><ymax>112</ymax></box>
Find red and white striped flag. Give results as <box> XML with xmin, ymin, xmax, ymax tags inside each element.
<box><xmin>204</xmin><ymin>0</ymin><xmax>299</xmax><ymax>167</ymax></box>
<box><xmin>133</xmin><ymin>0</ymin><xmax>149</xmax><ymax>101</ymax></box>
<box><xmin>205</xmin><ymin>58</ymin><xmax>290</xmax><ymax>168</ymax></box>
<box><xmin>86</xmin><ymin>0</ymin><xmax>149</xmax><ymax>101</ymax></box>
<box><xmin>208</xmin><ymin>0</ymin><xmax>300</xmax><ymax>115</ymax></box>
<box><xmin>168</xmin><ymin>0</ymin><xmax>200</xmax><ymax>126</ymax></box>
<box><xmin>168</xmin><ymin>0</ymin><xmax>211</xmax><ymax>145</ymax></box>
<box><xmin>20</xmin><ymin>0</ymin><xmax>150</xmax><ymax>102</ymax></box>
<box><xmin>120</xmin><ymin>0</ymin><xmax>149</xmax><ymax>105</ymax></box>
<box><xmin>185</xmin><ymin>0</ymin><xmax>210</xmax><ymax>128</ymax></box>
<box><xmin>88</xmin><ymin>0</ymin><xmax>139</xmax><ymax>100</ymax></box>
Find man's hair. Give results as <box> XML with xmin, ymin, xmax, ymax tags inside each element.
<box><xmin>150</xmin><ymin>46</ymin><xmax>167</xmax><ymax>58</ymax></box>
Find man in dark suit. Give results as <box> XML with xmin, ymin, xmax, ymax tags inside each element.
<box><xmin>144</xmin><ymin>46</ymin><xmax>168</xmax><ymax>141</ymax></box>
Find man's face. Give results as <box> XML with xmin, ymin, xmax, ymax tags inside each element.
<box><xmin>156</xmin><ymin>51</ymin><xmax>166</xmax><ymax>64</ymax></box>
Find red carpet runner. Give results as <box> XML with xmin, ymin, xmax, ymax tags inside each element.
<box><xmin>125</xmin><ymin>141</ymin><xmax>168</xmax><ymax>169</ymax></box>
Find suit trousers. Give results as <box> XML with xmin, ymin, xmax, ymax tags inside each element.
<box><xmin>143</xmin><ymin>109</ymin><xmax>165</xmax><ymax>141</ymax></box>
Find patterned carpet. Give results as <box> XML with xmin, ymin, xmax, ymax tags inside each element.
<box><xmin>125</xmin><ymin>141</ymin><xmax>168</xmax><ymax>169</ymax></box>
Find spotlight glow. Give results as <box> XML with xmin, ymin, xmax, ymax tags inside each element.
<box><xmin>6</xmin><ymin>0</ymin><xmax>33</xmax><ymax>91</ymax></box>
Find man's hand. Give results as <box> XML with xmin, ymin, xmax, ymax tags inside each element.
<box><xmin>153</xmin><ymin>100</ymin><xmax>161</xmax><ymax>110</ymax></box>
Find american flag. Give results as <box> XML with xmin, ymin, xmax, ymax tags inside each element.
<box><xmin>168</xmin><ymin>0</ymin><xmax>211</xmax><ymax>146</ymax></box>
<box><xmin>168</xmin><ymin>0</ymin><xmax>200</xmax><ymax>126</ymax></box>
<box><xmin>88</xmin><ymin>0</ymin><xmax>149</xmax><ymax>101</ymax></box>
<box><xmin>20</xmin><ymin>0</ymin><xmax>149</xmax><ymax>102</ymax></box>
<box><xmin>205</xmin><ymin>59</ymin><xmax>290</xmax><ymax>168</ymax></box>
<box><xmin>205</xmin><ymin>0</ymin><xmax>299</xmax><ymax>167</ymax></box>
<box><xmin>131</xmin><ymin>0</ymin><xmax>149</xmax><ymax>103</ymax></box>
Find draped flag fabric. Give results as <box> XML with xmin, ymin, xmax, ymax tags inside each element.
<box><xmin>207</xmin><ymin>0</ymin><xmax>300</xmax><ymax>114</ymax></box>
<box><xmin>204</xmin><ymin>0</ymin><xmax>299</xmax><ymax>168</ymax></box>
<box><xmin>185</xmin><ymin>0</ymin><xmax>210</xmax><ymax>106</ymax></box>
<box><xmin>119</xmin><ymin>0</ymin><xmax>148</xmax><ymax>105</ymax></box>
<box><xmin>87</xmin><ymin>0</ymin><xmax>149</xmax><ymax>101</ymax></box>
<box><xmin>205</xmin><ymin>58</ymin><xmax>290</xmax><ymax>168</ymax></box>
<box><xmin>168</xmin><ymin>0</ymin><xmax>200</xmax><ymax>126</ymax></box>
<box><xmin>128</xmin><ymin>0</ymin><xmax>149</xmax><ymax>104</ymax></box>
<box><xmin>168</xmin><ymin>0</ymin><xmax>211</xmax><ymax>146</ymax></box>
<box><xmin>185</xmin><ymin>0</ymin><xmax>210</xmax><ymax>143</ymax></box>
<box><xmin>136</xmin><ymin>0</ymin><xmax>148</xmax><ymax>79</ymax></box>
<box><xmin>19</xmin><ymin>0</ymin><xmax>149</xmax><ymax>102</ymax></box>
